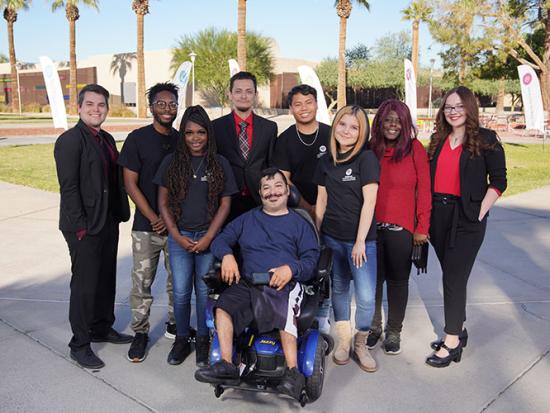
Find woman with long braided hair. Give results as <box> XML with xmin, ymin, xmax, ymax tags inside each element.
<box><xmin>155</xmin><ymin>105</ymin><xmax>238</xmax><ymax>367</ymax></box>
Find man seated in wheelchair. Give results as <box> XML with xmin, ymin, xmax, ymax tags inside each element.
<box><xmin>195</xmin><ymin>167</ymin><xmax>320</xmax><ymax>399</ymax></box>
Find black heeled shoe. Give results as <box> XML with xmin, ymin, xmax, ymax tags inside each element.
<box><xmin>426</xmin><ymin>342</ymin><xmax>463</xmax><ymax>368</ymax></box>
<box><xmin>430</xmin><ymin>328</ymin><xmax>468</xmax><ymax>351</ymax></box>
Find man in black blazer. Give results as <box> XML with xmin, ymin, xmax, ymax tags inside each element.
<box><xmin>54</xmin><ymin>84</ymin><xmax>131</xmax><ymax>369</ymax></box>
<box><xmin>213</xmin><ymin>71</ymin><xmax>277</xmax><ymax>221</ymax></box>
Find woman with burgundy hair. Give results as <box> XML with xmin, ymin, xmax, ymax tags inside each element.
<box><xmin>426</xmin><ymin>86</ymin><xmax>506</xmax><ymax>368</ymax></box>
<box><xmin>367</xmin><ymin>99</ymin><xmax>431</xmax><ymax>355</ymax></box>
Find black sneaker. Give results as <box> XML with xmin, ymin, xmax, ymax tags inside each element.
<box><xmin>366</xmin><ymin>327</ymin><xmax>382</xmax><ymax>349</ymax></box>
<box><xmin>164</xmin><ymin>322</ymin><xmax>176</xmax><ymax>340</ymax></box>
<box><xmin>276</xmin><ymin>367</ymin><xmax>305</xmax><ymax>400</ymax></box>
<box><xmin>90</xmin><ymin>328</ymin><xmax>133</xmax><ymax>344</ymax></box>
<box><xmin>194</xmin><ymin>360</ymin><xmax>239</xmax><ymax>384</ymax></box>
<box><xmin>167</xmin><ymin>336</ymin><xmax>192</xmax><ymax>365</ymax></box>
<box><xmin>127</xmin><ymin>333</ymin><xmax>148</xmax><ymax>363</ymax></box>
<box><xmin>165</xmin><ymin>323</ymin><xmax>197</xmax><ymax>342</ymax></box>
<box><xmin>70</xmin><ymin>346</ymin><xmax>105</xmax><ymax>369</ymax></box>
<box><xmin>383</xmin><ymin>331</ymin><xmax>401</xmax><ymax>355</ymax></box>
<box><xmin>195</xmin><ymin>335</ymin><xmax>210</xmax><ymax>368</ymax></box>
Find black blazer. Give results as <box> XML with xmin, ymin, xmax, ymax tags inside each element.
<box><xmin>430</xmin><ymin>127</ymin><xmax>507</xmax><ymax>222</ymax></box>
<box><xmin>54</xmin><ymin>120</ymin><xmax>130</xmax><ymax>234</ymax></box>
<box><xmin>213</xmin><ymin>112</ymin><xmax>277</xmax><ymax>203</ymax></box>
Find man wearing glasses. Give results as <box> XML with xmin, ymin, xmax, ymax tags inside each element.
<box><xmin>118</xmin><ymin>82</ymin><xmax>181</xmax><ymax>363</ymax></box>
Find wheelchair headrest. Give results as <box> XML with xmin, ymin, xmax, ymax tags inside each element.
<box><xmin>287</xmin><ymin>185</ymin><xmax>302</xmax><ymax>209</ymax></box>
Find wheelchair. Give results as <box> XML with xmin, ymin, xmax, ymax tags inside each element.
<box><xmin>200</xmin><ymin>206</ymin><xmax>333</xmax><ymax>407</ymax></box>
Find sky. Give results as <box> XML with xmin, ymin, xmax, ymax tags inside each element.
<box><xmin>0</xmin><ymin>0</ymin><xmax>441</xmax><ymax>68</ymax></box>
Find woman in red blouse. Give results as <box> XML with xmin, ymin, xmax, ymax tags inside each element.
<box><xmin>367</xmin><ymin>99</ymin><xmax>431</xmax><ymax>355</ymax></box>
<box><xmin>426</xmin><ymin>86</ymin><xmax>507</xmax><ymax>368</ymax></box>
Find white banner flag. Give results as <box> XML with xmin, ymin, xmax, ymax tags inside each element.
<box><xmin>404</xmin><ymin>59</ymin><xmax>417</xmax><ymax>123</ymax></box>
<box><xmin>40</xmin><ymin>56</ymin><xmax>68</xmax><ymax>130</ymax></box>
<box><xmin>517</xmin><ymin>65</ymin><xmax>545</xmax><ymax>132</ymax></box>
<box><xmin>228</xmin><ymin>59</ymin><xmax>240</xmax><ymax>77</ymax></box>
<box><xmin>172</xmin><ymin>61</ymin><xmax>192</xmax><ymax>121</ymax></box>
<box><xmin>297</xmin><ymin>65</ymin><xmax>330</xmax><ymax>124</ymax></box>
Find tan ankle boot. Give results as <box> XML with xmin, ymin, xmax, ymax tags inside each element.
<box><xmin>354</xmin><ymin>330</ymin><xmax>377</xmax><ymax>372</ymax></box>
<box><xmin>333</xmin><ymin>321</ymin><xmax>352</xmax><ymax>365</ymax></box>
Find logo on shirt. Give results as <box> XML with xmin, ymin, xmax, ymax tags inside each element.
<box><xmin>342</xmin><ymin>168</ymin><xmax>356</xmax><ymax>182</ymax></box>
<box><xmin>317</xmin><ymin>145</ymin><xmax>327</xmax><ymax>159</ymax></box>
<box><xmin>200</xmin><ymin>175</ymin><xmax>208</xmax><ymax>182</ymax></box>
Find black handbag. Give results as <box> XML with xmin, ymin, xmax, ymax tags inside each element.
<box><xmin>411</xmin><ymin>243</ymin><xmax>428</xmax><ymax>275</ymax></box>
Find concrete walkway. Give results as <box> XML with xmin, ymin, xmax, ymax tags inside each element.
<box><xmin>0</xmin><ymin>181</ymin><xmax>549</xmax><ymax>412</ymax></box>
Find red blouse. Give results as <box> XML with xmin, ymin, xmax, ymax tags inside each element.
<box><xmin>375</xmin><ymin>139</ymin><xmax>432</xmax><ymax>235</ymax></box>
<box><xmin>434</xmin><ymin>138</ymin><xmax>462</xmax><ymax>196</ymax></box>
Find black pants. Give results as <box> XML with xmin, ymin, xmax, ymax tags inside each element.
<box><xmin>62</xmin><ymin>216</ymin><xmax>119</xmax><ymax>350</ymax></box>
<box><xmin>372</xmin><ymin>228</ymin><xmax>413</xmax><ymax>333</ymax></box>
<box><xmin>430</xmin><ymin>199</ymin><xmax>486</xmax><ymax>335</ymax></box>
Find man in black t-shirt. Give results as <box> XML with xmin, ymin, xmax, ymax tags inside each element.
<box><xmin>272</xmin><ymin>84</ymin><xmax>331</xmax><ymax>333</ymax></box>
<box><xmin>272</xmin><ymin>84</ymin><xmax>330</xmax><ymax>216</ymax></box>
<box><xmin>118</xmin><ymin>82</ymin><xmax>180</xmax><ymax>363</ymax></box>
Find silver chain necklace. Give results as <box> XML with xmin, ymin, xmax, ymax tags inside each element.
<box><xmin>295</xmin><ymin>125</ymin><xmax>319</xmax><ymax>147</ymax></box>
<box><xmin>191</xmin><ymin>157</ymin><xmax>205</xmax><ymax>179</ymax></box>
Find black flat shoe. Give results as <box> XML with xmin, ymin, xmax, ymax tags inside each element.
<box><xmin>194</xmin><ymin>360</ymin><xmax>239</xmax><ymax>385</ymax></box>
<box><xmin>430</xmin><ymin>328</ymin><xmax>468</xmax><ymax>351</ymax></box>
<box><xmin>426</xmin><ymin>343</ymin><xmax>463</xmax><ymax>368</ymax></box>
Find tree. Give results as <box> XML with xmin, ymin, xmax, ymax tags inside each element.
<box><xmin>132</xmin><ymin>0</ymin><xmax>148</xmax><ymax>118</ymax></box>
<box><xmin>428</xmin><ymin>0</ymin><xmax>493</xmax><ymax>84</ymax></box>
<box><xmin>372</xmin><ymin>30</ymin><xmax>412</xmax><ymax>62</ymax></box>
<box><xmin>334</xmin><ymin>0</ymin><xmax>370</xmax><ymax>109</ymax></box>
<box><xmin>2</xmin><ymin>0</ymin><xmax>30</xmax><ymax>113</ymax></box>
<box><xmin>237</xmin><ymin>0</ymin><xmax>247</xmax><ymax>70</ymax></box>
<box><xmin>402</xmin><ymin>0</ymin><xmax>432</xmax><ymax>77</ymax></box>
<box><xmin>110</xmin><ymin>53</ymin><xmax>136</xmax><ymax>105</ymax></box>
<box><xmin>51</xmin><ymin>0</ymin><xmax>99</xmax><ymax>115</ymax></box>
<box><xmin>495</xmin><ymin>0</ymin><xmax>550</xmax><ymax>110</ymax></box>
<box><xmin>345</xmin><ymin>43</ymin><xmax>370</xmax><ymax>66</ymax></box>
<box><xmin>0</xmin><ymin>53</ymin><xmax>8</xmax><ymax>63</ymax></box>
<box><xmin>171</xmin><ymin>28</ymin><xmax>273</xmax><ymax>108</ymax></box>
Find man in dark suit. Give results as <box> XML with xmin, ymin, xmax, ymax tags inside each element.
<box><xmin>54</xmin><ymin>84</ymin><xmax>131</xmax><ymax>369</ymax></box>
<box><xmin>213</xmin><ymin>71</ymin><xmax>277</xmax><ymax>221</ymax></box>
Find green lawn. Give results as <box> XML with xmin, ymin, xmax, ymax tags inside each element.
<box><xmin>0</xmin><ymin>142</ymin><xmax>548</xmax><ymax>197</ymax></box>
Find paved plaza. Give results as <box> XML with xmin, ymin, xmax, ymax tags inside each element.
<box><xmin>0</xmin><ymin>180</ymin><xmax>549</xmax><ymax>412</ymax></box>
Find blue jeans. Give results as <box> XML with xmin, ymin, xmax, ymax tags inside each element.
<box><xmin>168</xmin><ymin>230</ymin><xmax>212</xmax><ymax>337</ymax></box>
<box><xmin>324</xmin><ymin>234</ymin><xmax>377</xmax><ymax>332</ymax></box>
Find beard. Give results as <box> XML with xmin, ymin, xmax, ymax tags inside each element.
<box><xmin>153</xmin><ymin>112</ymin><xmax>176</xmax><ymax>128</ymax></box>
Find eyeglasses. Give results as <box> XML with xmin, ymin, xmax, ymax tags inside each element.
<box><xmin>152</xmin><ymin>101</ymin><xmax>178</xmax><ymax>110</ymax></box>
<box><xmin>443</xmin><ymin>104</ymin><xmax>465</xmax><ymax>114</ymax></box>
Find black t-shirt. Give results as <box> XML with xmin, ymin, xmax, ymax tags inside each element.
<box><xmin>153</xmin><ymin>154</ymin><xmax>238</xmax><ymax>231</ymax></box>
<box><xmin>118</xmin><ymin>125</ymin><xmax>179</xmax><ymax>231</ymax></box>
<box><xmin>272</xmin><ymin>123</ymin><xmax>330</xmax><ymax>205</ymax></box>
<box><xmin>314</xmin><ymin>150</ymin><xmax>380</xmax><ymax>241</ymax></box>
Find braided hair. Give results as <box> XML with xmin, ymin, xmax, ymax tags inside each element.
<box><xmin>165</xmin><ymin>105</ymin><xmax>225</xmax><ymax>222</ymax></box>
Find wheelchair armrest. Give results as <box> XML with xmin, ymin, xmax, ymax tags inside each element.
<box><xmin>203</xmin><ymin>261</ymin><xmax>225</xmax><ymax>292</ymax></box>
<box><xmin>316</xmin><ymin>246</ymin><xmax>332</xmax><ymax>282</ymax></box>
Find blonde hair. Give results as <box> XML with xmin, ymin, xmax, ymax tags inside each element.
<box><xmin>330</xmin><ymin>105</ymin><xmax>370</xmax><ymax>164</ymax></box>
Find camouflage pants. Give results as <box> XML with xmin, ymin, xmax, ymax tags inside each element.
<box><xmin>130</xmin><ymin>231</ymin><xmax>175</xmax><ymax>334</ymax></box>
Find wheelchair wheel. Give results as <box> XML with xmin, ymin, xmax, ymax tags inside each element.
<box><xmin>305</xmin><ymin>335</ymin><xmax>326</xmax><ymax>402</ymax></box>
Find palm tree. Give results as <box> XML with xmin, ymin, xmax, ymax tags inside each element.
<box><xmin>51</xmin><ymin>0</ymin><xmax>98</xmax><ymax>115</ymax></box>
<box><xmin>110</xmin><ymin>53</ymin><xmax>136</xmax><ymax>105</ymax></box>
<box><xmin>334</xmin><ymin>0</ymin><xmax>370</xmax><ymax>109</ymax></box>
<box><xmin>402</xmin><ymin>0</ymin><xmax>432</xmax><ymax>78</ymax></box>
<box><xmin>237</xmin><ymin>0</ymin><xmax>247</xmax><ymax>70</ymax></box>
<box><xmin>132</xmin><ymin>0</ymin><xmax>148</xmax><ymax>118</ymax></box>
<box><xmin>2</xmin><ymin>0</ymin><xmax>30</xmax><ymax>113</ymax></box>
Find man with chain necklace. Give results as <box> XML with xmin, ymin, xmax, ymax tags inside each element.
<box><xmin>272</xmin><ymin>84</ymin><xmax>332</xmax><ymax>333</ymax></box>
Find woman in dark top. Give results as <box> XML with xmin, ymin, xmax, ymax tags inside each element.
<box><xmin>368</xmin><ymin>99</ymin><xmax>431</xmax><ymax>355</ymax></box>
<box><xmin>315</xmin><ymin>105</ymin><xmax>380</xmax><ymax>372</ymax></box>
<box><xmin>155</xmin><ymin>106</ymin><xmax>238</xmax><ymax>367</ymax></box>
<box><xmin>426</xmin><ymin>86</ymin><xmax>506</xmax><ymax>367</ymax></box>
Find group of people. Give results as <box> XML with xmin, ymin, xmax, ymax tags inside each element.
<box><xmin>54</xmin><ymin>70</ymin><xmax>507</xmax><ymax>396</ymax></box>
